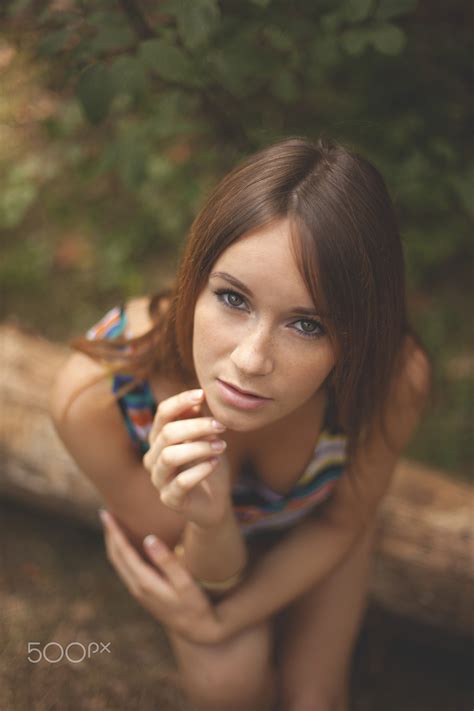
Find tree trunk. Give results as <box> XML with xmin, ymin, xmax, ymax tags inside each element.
<box><xmin>0</xmin><ymin>320</ymin><xmax>472</xmax><ymax>636</ymax></box>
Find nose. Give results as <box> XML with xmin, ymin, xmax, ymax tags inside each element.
<box><xmin>229</xmin><ymin>323</ymin><xmax>274</xmax><ymax>377</ymax></box>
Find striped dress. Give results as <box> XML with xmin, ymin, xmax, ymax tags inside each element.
<box><xmin>86</xmin><ymin>304</ymin><xmax>348</xmax><ymax>538</ymax></box>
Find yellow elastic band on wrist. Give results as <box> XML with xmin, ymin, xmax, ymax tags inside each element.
<box><xmin>173</xmin><ymin>543</ymin><xmax>245</xmax><ymax>592</ymax></box>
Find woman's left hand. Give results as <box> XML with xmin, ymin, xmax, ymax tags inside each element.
<box><xmin>100</xmin><ymin>509</ymin><xmax>225</xmax><ymax>646</ymax></box>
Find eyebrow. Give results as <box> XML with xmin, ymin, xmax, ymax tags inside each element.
<box><xmin>209</xmin><ymin>271</ymin><xmax>322</xmax><ymax>317</ymax></box>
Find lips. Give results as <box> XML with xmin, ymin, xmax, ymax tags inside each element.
<box><xmin>216</xmin><ymin>378</ymin><xmax>272</xmax><ymax>411</ymax></box>
<box><xmin>218</xmin><ymin>379</ymin><xmax>270</xmax><ymax>399</ymax></box>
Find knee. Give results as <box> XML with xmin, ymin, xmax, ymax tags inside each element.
<box><xmin>185</xmin><ymin>663</ymin><xmax>276</xmax><ymax>711</ymax></box>
<box><xmin>177</xmin><ymin>622</ymin><xmax>276</xmax><ymax>710</ymax></box>
<box><xmin>284</xmin><ymin>697</ymin><xmax>347</xmax><ymax>711</ymax></box>
<box><xmin>281</xmin><ymin>682</ymin><xmax>349</xmax><ymax>711</ymax></box>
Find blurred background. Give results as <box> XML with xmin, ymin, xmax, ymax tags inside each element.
<box><xmin>0</xmin><ymin>0</ymin><xmax>472</xmax><ymax>478</ymax></box>
<box><xmin>0</xmin><ymin>1</ymin><xmax>472</xmax><ymax>709</ymax></box>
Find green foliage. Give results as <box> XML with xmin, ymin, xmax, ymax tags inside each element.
<box><xmin>2</xmin><ymin>0</ymin><xmax>471</xmax><ymax>286</ymax></box>
<box><xmin>340</xmin><ymin>22</ymin><xmax>406</xmax><ymax>55</ymax></box>
<box><xmin>77</xmin><ymin>63</ymin><xmax>116</xmax><ymax>124</ymax></box>
<box><xmin>164</xmin><ymin>0</ymin><xmax>221</xmax><ymax>50</ymax></box>
<box><xmin>138</xmin><ymin>38</ymin><xmax>200</xmax><ymax>84</ymax></box>
<box><xmin>0</xmin><ymin>161</ymin><xmax>39</xmax><ymax>229</ymax></box>
<box><xmin>1</xmin><ymin>0</ymin><xmax>472</xmax><ymax>477</ymax></box>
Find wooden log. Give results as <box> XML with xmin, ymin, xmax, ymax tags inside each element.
<box><xmin>374</xmin><ymin>459</ymin><xmax>473</xmax><ymax>636</ymax></box>
<box><xmin>0</xmin><ymin>320</ymin><xmax>102</xmax><ymax>529</ymax></box>
<box><xmin>0</xmin><ymin>320</ymin><xmax>472</xmax><ymax>636</ymax></box>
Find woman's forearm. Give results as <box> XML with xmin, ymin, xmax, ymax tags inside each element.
<box><xmin>215</xmin><ymin>512</ymin><xmax>366</xmax><ymax>639</ymax></box>
<box><xmin>180</xmin><ymin>507</ymin><xmax>248</xmax><ymax>584</ymax></box>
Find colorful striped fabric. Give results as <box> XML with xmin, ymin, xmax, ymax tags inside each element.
<box><xmin>85</xmin><ymin>304</ymin><xmax>348</xmax><ymax>538</ymax></box>
<box><xmin>85</xmin><ymin>304</ymin><xmax>157</xmax><ymax>455</ymax></box>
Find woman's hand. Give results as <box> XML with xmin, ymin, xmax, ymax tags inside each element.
<box><xmin>142</xmin><ymin>389</ymin><xmax>232</xmax><ymax>529</ymax></box>
<box><xmin>100</xmin><ymin>508</ymin><xmax>226</xmax><ymax>645</ymax></box>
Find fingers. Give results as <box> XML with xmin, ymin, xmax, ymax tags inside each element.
<box><xmin>149</xmin><ymin>438</ymin><xmax>226</xmax><ymax>490</ymax></box>
<box><xmin>101</xmin><ymin>510</ymin><xmax>194</xmax><ymax>599</ymax></box>
<box><xmin>143</xmin><ymin>535</ymin><xmax>194</xmax><ymax>593</ymax></box>
<box><xmin>148</xmin><ymin>388</ymin><xmax>205</xmax><ymax>446</ymax></box>
<box><xmin>143</xmin><ymin>388</ymin><xmax>227</xmax><ymax>495</ymax></box>
<box><xmin>101</xmin><ymin>510</ymin><xmax>173</xmax><ymax>602</ymax></box>
<box><xmin>159</xmin><ymin>457</ymin><xmax>220</xmax><ymax>510</ymax></box>
<box><xmin>145</xmin><ymin>415</ymin><xmax>227</xmax><ymax>471</ymax></box>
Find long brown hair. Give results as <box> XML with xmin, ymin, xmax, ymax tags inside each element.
<box><xmin>70</xmin><ymin>135</ymin><xmax>433</xmax><ymax>462</ymax></box>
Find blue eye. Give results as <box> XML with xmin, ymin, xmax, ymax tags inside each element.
<box><xmin>213</xmin><ymin>288</ymin><xmax>325</xmax><ymax>340</ymax></box>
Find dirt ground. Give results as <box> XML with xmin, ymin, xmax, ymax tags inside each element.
<box><xmin>0</xmin><ymin>498</ymin><xmax>472</xmax><ymax>711</ymax></box>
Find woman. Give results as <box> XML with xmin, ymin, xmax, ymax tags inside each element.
<box><xmin>49</xmin><ymin>136</ymin><xmax>433</xmax><ymax>711</ymax></box>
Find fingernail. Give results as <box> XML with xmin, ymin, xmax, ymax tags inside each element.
<box><xmin>212</xmin><ymin>419</ymin><xmax>226</xmax><ymax>430</ymax></box>
<box><xmin>144</xmin><ymin>534</ymin><xmax>158</xmax><ymax>548</ymax></box>
<box><xmin>99</xmin><ymin>508</ymin><xmax>109</xmax><ymax>524</ymax></box>
<box><xmin>190</xmin><ymin>389</ymin><xmax>204</xmax><ymax>402</ymax></box>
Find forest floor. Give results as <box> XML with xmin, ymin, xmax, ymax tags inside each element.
<box><xmin>0</xmin><ymin>498</ymin><xmax>472</xmax><ymax>711</ymax></box>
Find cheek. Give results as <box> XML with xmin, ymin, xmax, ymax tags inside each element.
<box><xmin>194</xmin><ymin>302</ymin><xmax>233</xmax><ymax>350</ymax></box>
<box><xmin>192</xmin><ymin>304</ymin><xmax>224</xmax><ymax>363</ymax></box>
<box><xmin>285</xmin><ymin>351</ymin><xmax>335</xmax><ymax>395</ymax></box>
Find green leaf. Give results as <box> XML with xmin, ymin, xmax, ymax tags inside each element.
<box><xmin>320</xmin><ymin>12</ymin><xmax>344</xmax><ymax>33</ymax></box>
<box><xmin>76</xmin><ymin>64</ymin><xmax>116</xmax><ymax>125</ymax></box>
<box><xmin>88</xmin><ymin>25</ymin><xmax>135</xmax><ymax>53</ymax></box>
<box><xmin>205</xmin><ymin>46</ymin><xmax>261</xmax><ymax>98</ymax></box>
<box><xmin>340</xmin><ymin>28</ymin><xmax>371</xmax><ymax>55</ymax></box>
<box><xmin>370</xmin><ymin>23</ymin><xmax>406</xmax><ymax>54</ymax></box>
<box><xmin>270</xmin><ymin>69</ymin><xmax>298</xmax><ymax>103</ymax></box>
<box><xmin>109</xmin><ymin>56</ymin><xmax>149</xmax><ymax>99</ymax></box>
<box><xmin>172</xmin><ymin>0</ymin><xmax>221</xmax><ymax>50</ymax></box>
<box><xmin>310</xmin><ymin>34</ymin><xmax>341</xmax><ymax>68</ymax></box>
<box><xmin>139</xmin><ymin>39</ymin><xmax>197</xmax><ymax>85</ymax></box>
<box><xmin>262</xmin><ymin>26</ymin><xmax>294</xmax><ymax>52</ymax></box>
<box><xmin>449</xmin><ymin>168</ymin><xmax>474</xmax><ymax>218</ymax></box>
<box><xmin>341</xmin><ymin>0</ymin><xmax>374</xmax><ymax>22</ymax></box>
<box><xmin>116</xmin><ymin>138</ymin><xmax>148</xmax><ymax>189</ymax></box>
<box><xmin>375</xmin><ymin>0</ymin><xmax>418</xmax><ymax>21</ymax></box>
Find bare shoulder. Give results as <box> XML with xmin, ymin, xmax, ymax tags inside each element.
<box><xmin>125</xmin><ymin>294</ymin><xmax>173</xmax><ymax>335</ymax></box>
<box><xmin>49</xmin><ymin>358</ymin><xmax>142</xmax><ymax>484</ymax></box>
<box><xmin>376</xmin><ymin>333</ymin><xmax>432</xmax><ymax>459</ymax></box>
<box><xmin>49</xmin><ymin>294</ymin><xmax>174</xmax><ymax>461</ymax></box>
<box><xmin>50</xmin><ymin>296</ymin><xmax>152</xmax><ymax>421</ymax></box>
<box><xmin>49</xmin><ymin>350</ymin><xmax>109</xmax><ymax>425</ymax></box>
<box><xmin>124</xmin><ymin>296</ymin><xmax>153</xmax><ymax>336</ymax></box>
<box><xmin>49</xmin><ymin>297</ymin><xmax>146</xmax><ymax>429</ymax></box>
<box><xmin>48</xmin><ymin>350</ymin><xmax>127</xmax><ymax>457</ymax></box>
<box><xmin>321</xmin><ymin>334</ymin><xmax>432</xmax><ymax>532</ymax></box>
<box><xmin>399</xmin><ymin>332</ymin><xmax>433</xmax><ymax>407</ymax></box>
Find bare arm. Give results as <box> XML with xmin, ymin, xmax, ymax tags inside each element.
<box><xmin>215</xmin><ymin>505</ymin><xmax>362</xmax><ymax>637</ymax></box>
<box><xmin>173</xmin><ymin>453</ymin><xmax>249</xmax><ymax>594</ymax></box>
<box><xmin>179</xmin><ymin>509</ymin><xmax>248</xmax><ymax>589</ymax></box>
<box><xmin>142</xmin><ymin>393</ymin><xmax>252</xmax><ymax>591</ymax></box>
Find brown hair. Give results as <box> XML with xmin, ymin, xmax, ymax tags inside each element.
<box><xmin>70</xmin><ymin>135</ymin><xmax>433</xmax><ymax>462</ymax></box>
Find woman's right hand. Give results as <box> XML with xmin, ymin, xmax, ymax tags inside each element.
<box><xmin>142</xmin><ymin>389</ymin><xmax>233</xmax><ymax>529</ymax></box>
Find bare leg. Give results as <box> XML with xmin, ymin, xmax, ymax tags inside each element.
<box><xmin>276</xmin><ymin>522</ymin><xmax>376</xmax><ymax>711</ymax></box>
<box><xmin>166</xmin><ymin>620</ymin><xmax>278</xmax><ymax>711</ymax></box>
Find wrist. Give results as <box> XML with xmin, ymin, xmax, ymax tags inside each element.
<box><xmin>187</xmin><ymin>500</ymin><xmax>236</xmax><ymax>536</ymax></box>
<box><xmin>179</xmin><ymin>506</ymin><xmax>248</xmax><ymax>586</ymax></box>
<box><xmin>213</xmin><ymin>598</ymin><xmax>240</xmax><ymax>641</ymax></box>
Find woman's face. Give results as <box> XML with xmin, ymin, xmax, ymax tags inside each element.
<box><xmin>192</xmin><ymin>217</ymin><xmax>337</xmax><ymax>433</ymax></box>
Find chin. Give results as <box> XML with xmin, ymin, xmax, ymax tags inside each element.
<box><xmin>202</xmin><ymin>394</ymin><xmax>256</xmax><ymax>430</ymax></box>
